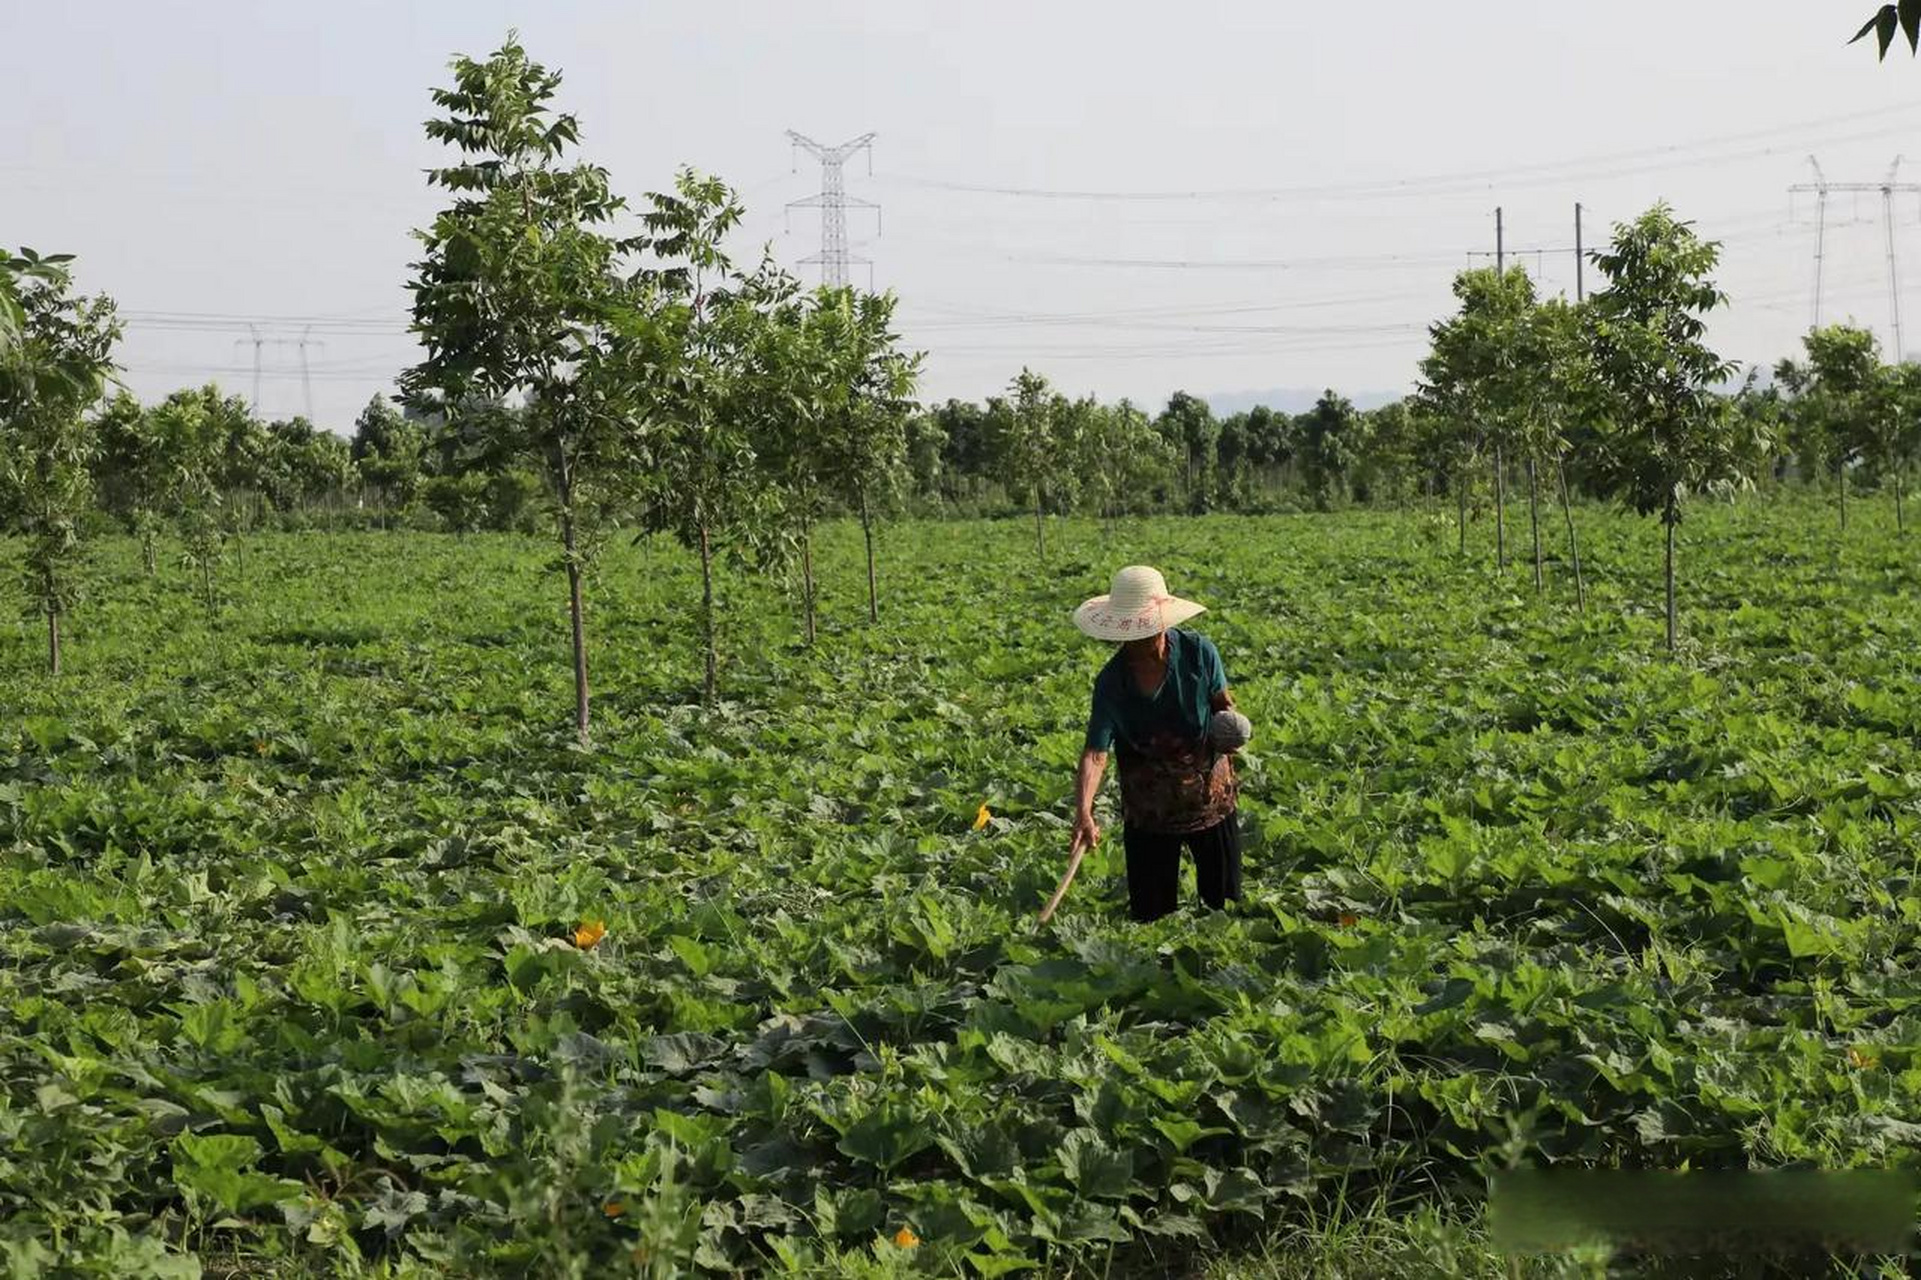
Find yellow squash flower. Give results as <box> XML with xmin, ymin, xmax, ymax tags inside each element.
<box><xmin>574</xmin><ymin>920</ymin><xmax>608</xmax><ymax>950</ymax></box>
<box><xmin>893</xmin><ymin>1226</ymin><xmax>920</xmax><ymax>1248</ymax></box>
<box><xmin>973</xmin><ymin>803</ymin><xmax>992</xmax><ymax>831</ymax></box>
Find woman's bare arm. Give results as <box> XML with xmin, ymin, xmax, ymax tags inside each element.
<box><xmin>1071</xmin><ymin>749</ymin><xmax>1108</xmax><ymax>855</ymax></box>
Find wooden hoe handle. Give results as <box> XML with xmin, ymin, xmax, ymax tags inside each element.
<box><xmin>1038</xmin><ymin>847</ymin><xmax>1086</xmax><ymax>924</ymax></box>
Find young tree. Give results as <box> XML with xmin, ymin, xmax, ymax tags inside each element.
<box><xmin>630</xmin><ymin>170</ymin><xmax>793</xmax><ymax>704</ymax></box>
<box><xmin>1795</xmin><ymin>324</ymin><xmax>1884</xmax><ymax>533</ymax></box>
<box><xmin>926</xmin><ymin>399</ymin><xmax>994</xmax><ymax>508</ymax></box>
<box><xmin>1419</xmin><ymin>268</ymin><xmax>1535</xmax><ymax>568</ymax></box>
<box><xmin>1240</xmin><ymin>405</ymin><xmax>1295</xmax><ymax>499</ymax></box>
<box><xmin>0</xmin><ymin>249</ymin><xmax>120</xmax><ymax>675</ymax></box>
<box><xmin>144</xmin><ymin>390</ymin><xmax>229</xmax><ymax>619</ymax></box>
<box><xmin>351</xmin><ymin>395</ymin><xmax>427</xmax><ymax>523</ymax></box>
<box><xmin>1155</xmin><ymin>392</ymin><xmax>1219</xmax><ymax>512</ymax></box>
<box><xmin>401</xmin><ymin>37</ymin><xmax>641</xmax><ymax>745</ymax></box>
<box><xmin>92</xmin><ymin>392</ymin><xmax>169</xmax><ymax>573</ymax></box>
<box><xmin>1886</xmin><ymin>362</ymin><xmax>1921</xmax><ymax>532</ymax></box>
<box><xmin>991</xmin><ymin>369</ymin><xmax>1070</xmax><ymax>560</ymax></box>
<box><xmin>1296</xmin><ymin>390</ymin><xmax>1364</xmax><ymax>512</ymax></box>
<box><xmin>1527</xmin><ymin>297</ymin><xmax>1600</xmax><ymax>611</ymax></box>
<box><xmin>1420</xmin><ymin>286</ymin><xmax>1489</xmax><ymax>557</ymax></box>
<box><xmin>263</xmin><ymin>417</ymin><xmax>352</xmax><ymax>516</ymax></box>
<box><xmin>810</xmin><ymin>287</ymin><xmax>922</xmax><ymax>623</ymax></box>
<box><xmin>1079</xmin><ymin>399</ymin><xmax>1174</xmax><ymax>532</ymax></box>
<box><xmin>903</xmin><ymin>412</ymin><xmax>946</xmax><ymax>510</ymax></box>
<box><xmin>1586</xmin><ymin>203</ymin><xmax>1755</xmax><ymax>651</ymax></box>
<box><xmin>742</xmin><ymin>290</ymin><xmax>829</xmax><ymax>643</ymax></box>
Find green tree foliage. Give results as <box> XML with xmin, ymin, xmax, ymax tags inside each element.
<box><xmin>1418</xmin><ymin>285</ymin><xmax>1492</xmax><ymax>556</ymax></box>
<box><xmin>1884</xmin><ymin>362</ymin><xmax>1921</xmax><ymax>531</ymax></box>
<box><xmin>1854</xmin><ymin>2</ymin><xmax>1921</xmax><ymax>57</ymax></box>
<box><xmin>1420</xmin><ymin>268</ymin><xmax>1538</xmax><ymax>564</ymax></box>
<box><xmin>144</xmin><ymin>389</ymin><xmax>230</xmax><ymax>619</ymax></box>
<box><xmin>401</xmin><ymin>36</ymin><xmax>642</xmax><ymax>745</ymax></box>
<box><xmin>1296</xmin><ymin>390</ymin><xmax>1363</xmax><ymax>512</ymax></box>
<box><xmin>91</xmin><ymin>392</ymin><xmax>169</xmax><ymax>573</ymax></box>
<box><xmin>1586</xmin><ymin>203</ymin><xmax>1756</xmax><ymax>650</ymax></box>
<box><xmin>1526</xmin><ymin>296</ymin><xmax>1600</xmax><ymax>608</ymax></box>
<box><xmin>1155</xmin><ymin>392</ymin><xmax>1219</xmax><ymax>513</ymax></box>
<box><xmin>1354</xmin><ymin>400</ymin><xmax>1419</xmax><ymax>506</ymax></box>
<box><xmin>1783</xmin><ymin>324</ymin><xmax>1884</xmax><ymax>532</ymax></box>
<box><xmin>989</xmin><ymin>369</ymin><xmax>1077</xmax><ymax>560</ymax></box>
<box><xmin>351</xmin><ymin>395</ymin><xmax>428</xmax><ymax>520</ymax></box>
<box><xmin>806</xmin><ymin>288</ymin><xmax>921</xmax><ymax>624</ymax></box>
<box><xmin>923</xmin><ymin>399</ymin><xmax>994</xmax><ymax>507</ymax></box>
<box><xmin>629</xmin><ymin>169</ymin><xmax>796</xmax><ymax>704</ymax></box>
<box><xmin>261</xmin><ymin>417</ymin><xmax>352</xmax><ymax>516</ymax></box>
<box><xmin>0</xmin><ymin>249</ymin><xmax>121</xmax><ymax>675</ymax></box>
<box><xmin>1078</xmin><ymin>399</ymin><xmax>1176</xmax><ymax>527</ymax></box>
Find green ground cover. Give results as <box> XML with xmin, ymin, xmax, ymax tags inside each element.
<box><xmin>2</xmin><ymin>501</ymin><xmax>1918</xmax><ymax>1277</ymax></box>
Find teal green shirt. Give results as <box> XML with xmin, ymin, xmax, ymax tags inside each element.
<box><xmin>1084</xmin><ymin>628</ymin><xmax>1227</xmax><ymax>761</ymax></box>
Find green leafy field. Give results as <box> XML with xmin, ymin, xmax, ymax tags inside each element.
<box><xmin>3</xmin><ymin>502</ymin><xmax>1919</xmax><ymax>1277</ymax></box>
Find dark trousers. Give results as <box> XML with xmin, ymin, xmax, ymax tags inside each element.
<box><xmin>1123</xmin><ymin>814</ymin><xmax>1242</xmax><ymax>922</ymax></box>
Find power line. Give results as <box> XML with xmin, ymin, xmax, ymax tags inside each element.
<box><xmin>872</xmin><ymin>105</ymin><xmax>1921</xmax><ymax>205</ymax></box>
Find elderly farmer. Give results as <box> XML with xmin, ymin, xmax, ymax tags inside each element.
<box><xmin>1070</xmin><ymin>566</ymin><xmax>1250</xmax><ymax>922</ymax></box>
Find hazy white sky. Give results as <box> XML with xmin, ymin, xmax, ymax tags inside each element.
<box><xmin>9</xmin><ymin>0</ymin><xmax>1921</xmax><ymax>428</ymax></box>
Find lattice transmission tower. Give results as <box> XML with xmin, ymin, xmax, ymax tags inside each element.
<box><xmin>785</xmin><ymin>131</ymin><xmax>879</xmax><ymax>288</ymax></box>
<box><xmin>1790</xmin><ymin>155</ymin><xmax>1921</xmax><ymax>355</ymax></box>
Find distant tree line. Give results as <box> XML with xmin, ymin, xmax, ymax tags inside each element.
<box><xmin>8</xmin><ymin>40</ymin><xmax>1921</xmax><ymax>717</ymax></box>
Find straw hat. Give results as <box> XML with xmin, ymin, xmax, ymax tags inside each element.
<box><xmin>1072</xmin><ymin>565</ymin><xmax>1206</xmax><ymax>641</ymax></box>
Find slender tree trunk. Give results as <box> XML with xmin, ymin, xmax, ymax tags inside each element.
<box><xmin>1034</xmin><ymin>486</ymin><xmax>1045</xmax><ymax>561</ymax></box>
<box><xmin>560</xmin><ymin>506</ymin><xmax>590</xmax><ymax>748</ymax></box>
<box><xmin>1526</xmin><ymin>457</ymin><xmax>1543</xmax><ymax>593</ymax></box>
<box><xmin>859</xmin><ymin>486</ymin><xmax>879</xmax><ymax>623</ymax></box>
<box><xmin>1456</xmin><ymin>472</ymin><xmax>1468</xmax><ymax>557</ymax></box>
<box><xmin>1897</xmin><ymin>455</ymin><xmax>1907</xmax><ymax>535</ymax></box>
<box><xmin>1838</xmin><ymin>454</ymin><xmax>1848</xmax><ymax>533</ymax></box>
<box><xmin>1493</xmin><ymin>443</ymin><xmax>1508</xmax><ymax>570</ymax></box>
<box><xmin>1556</xmin><ymin>454</ymin><xmax>1586</xmax><ymax>614</ymax></box>
<box><xmin>141</xmin><ymin>532</ymin><xmax>156</xmax><ymax>576</ymax></box>
<box><xmin>801</xmin><ymin>520</ymin><xmax>817</xmax><ymax>646</ymax></box>
<box><xmin>47</xmin><ymin>610</ymin><xmax>59</xmax><ymax>677</ymax></box>
<box><xmin>698</xmin><ymin>517</ymin><xmax>717</xmax><ymax>707</ymax></box>
<box><xmin>1664</xmin><ymin>493</ymin><xmax>1678</xmax><ymax>653</ymax></box>
<box><xmin>200</xmin><ymin>559</ymin><xmax>215</xmax><ymax>620</ymax></box>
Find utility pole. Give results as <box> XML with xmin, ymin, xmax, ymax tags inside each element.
<box><xmin>1790</xmin><ymin>155</ymin><xmax>1920</xmax><ymax>347</ymax></box>
<box><xmin>1574</xmin><ymin>203</ymin><xmax>1585</xmax><ymax>302</ymax></box>
<box><xmin>1496</xmin><ymin>206</ymin><xmax>1505</xmax><ymax>274</ymax></box>
<box><xmin>785</xmin><ymin>131</ymin><xmax>879</xmax><ymax>288</ymax></box>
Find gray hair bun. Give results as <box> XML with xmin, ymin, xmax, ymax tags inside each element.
<box><xmin>1207</xmin><ymin>709</ymin><xmax>1252</xmax><ymax>751</ymax></box>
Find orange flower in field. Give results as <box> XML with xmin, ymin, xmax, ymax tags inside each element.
<box><xmin>893</xmin><ymin>1226</ymin><xmax>920</xmax><ymax>1248</ymax></box>
<box><xmin>973</xmin><ymin>803</ymin><xmax>992</xmax><ymax>831</ymax></box>
<box><xmin>1338</xmin><ymin>913</ymin><xmax>1360</xmax><ymax>928</ymax></box>
<box><xmin>574</xmin><ymin>920</ymin><xmax>608</xmax><ymax>950</ymax></box>
<box><xmin>603</xmin><ymin>1200</ymin><xmax>625</xmax><ymax>1218</ymax></box>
